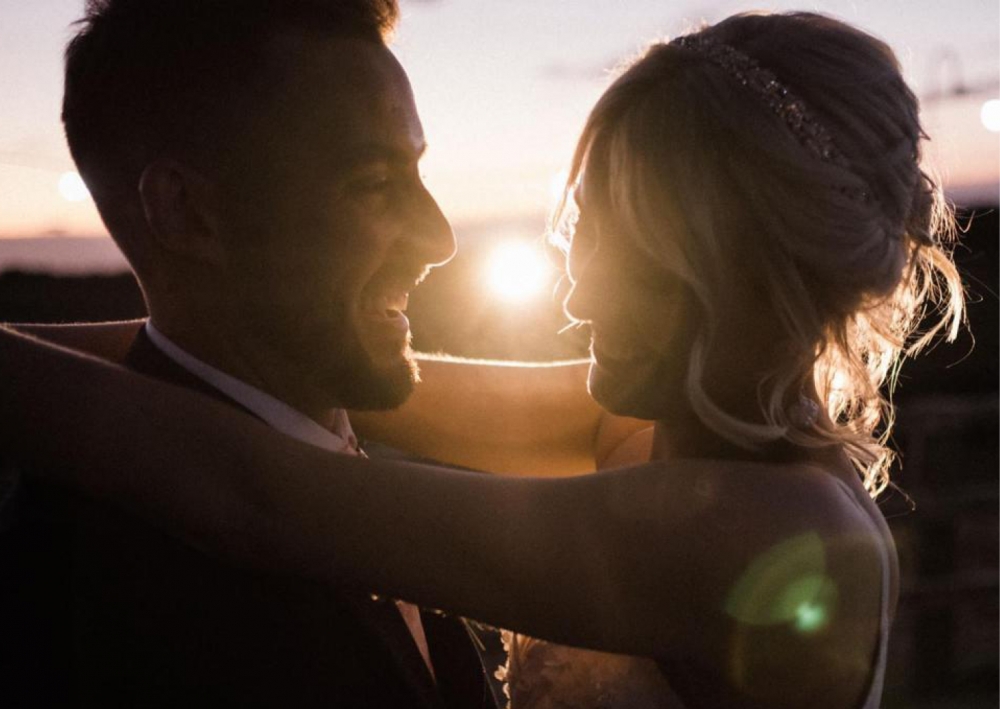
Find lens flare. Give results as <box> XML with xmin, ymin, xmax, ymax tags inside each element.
<box><xmin>794</xmin><ymin>599</ymin><xmax>829</xmax><ymax>633</ymax></box>
<box><xmin>724</xmin><ymin>532</ymin><xmax>837</xmax><ymax>633</ymax></box>
<box><xmin>486</xmin><ymin>240</ymin><xmax>552</xmax><ymax>304</ymax></box>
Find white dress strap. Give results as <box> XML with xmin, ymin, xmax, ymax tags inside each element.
<box><xmin>831</xmin><ymin>477</ymin><xmax>891</xmax><ymax>709</ymax></box>
<box><xmin>861</xmin><ymin>508</ymin><xmax>891</xmax><ymax>709</ymax></box>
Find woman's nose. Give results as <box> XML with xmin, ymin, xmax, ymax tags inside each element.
<box><xmin>563</xmin><ymin>269</ymin><xmax>601</xmax><ymax>323</ymax></box>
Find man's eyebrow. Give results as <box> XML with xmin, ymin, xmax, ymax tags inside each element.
<box><xmin>336</xmin><ymin>142</ymin><xmax>428</xmax><ymax>170</ymax></box>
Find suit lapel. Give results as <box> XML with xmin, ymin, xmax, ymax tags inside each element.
<box><xmin>342</xmin><ymin>593</ymin><xmax>443</xmax><ymax>709</ymax></box>
<box><xmin>123</xmin><ymin>325</ymin><xmax>467</xmax><ymax>709</ymax></box>
<box><xmin>425</xmin><ymin>612</ymin><xmax>498</xmax><ymax>709</ymax></box>
<box><xmin>342</xmin><ymin>598</ymin><xmax>497</xmax><ymax>709</ymax></box>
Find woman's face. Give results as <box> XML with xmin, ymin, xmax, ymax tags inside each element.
<box><xmin>563</xmin><ymin>176</ymin><xmax>692</xmax><ymax>419</ymax></box>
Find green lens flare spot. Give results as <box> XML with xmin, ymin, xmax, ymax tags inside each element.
<box><xmin>725</xmin><ymin>532</ymin><xmax>838</xmax><ymax>630</ymax></box>
<box><xmin>794</xmin><ymin>600</ymin><xmax>828</xmax><ymax>633</ymax></box>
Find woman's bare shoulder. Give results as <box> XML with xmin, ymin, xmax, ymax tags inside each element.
<box><xmin>595</xmin><ymin>455</ymin><xmax>877</xmax><ymax>534</ymax></box>
<box><xmin>593</xmin><ymin>457</ymin><xmax>889</xmax><ymax>707</ymax></box>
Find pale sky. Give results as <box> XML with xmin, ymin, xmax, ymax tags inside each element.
<box><xmin>1</xmin><ymin>0</ymin><xmax>997</xmax><ymax>238</ymax></box>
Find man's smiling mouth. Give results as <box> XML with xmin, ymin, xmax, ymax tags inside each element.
<box><xmin>359</xmin><ymin>279</ymin><xmax>418</xmax><ymax>335</ymax></box>
<box><xmin>359</xmin><ymin>261</ymin><xmax>432</xmax><ymax>336</ymax></box>
<box><xmin>361</xmin><ymin>289</ymin><xmax>410</xmax><ymax>324</ymax></box>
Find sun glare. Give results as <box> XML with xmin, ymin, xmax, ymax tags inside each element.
<box><xmin>981</xmin><ymin>99</ymin><xmax>1000</xmax><ymax>133</ymax></box>
<box><xmin>58</xmin><ymin>171</ymin><xmax>90</xmax><ymax>202</ymax></box>
<box><xmin>549</xmin><ymin>169</ymin><xmax>570</xmax><ymax>206</ymax></box>
<box><xmin>486</xmin><ymin>240</ymin><xmax>552</xmax><ymax>304</ymax></box>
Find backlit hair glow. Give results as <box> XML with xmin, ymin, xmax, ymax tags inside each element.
<box><xmin>552</xmin><ymin>12</ymin><xmax>965</xmax><ymax>496</ymax></box>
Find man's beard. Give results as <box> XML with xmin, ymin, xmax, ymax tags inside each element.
<box><xmin>317</xmin><ymin>328</ymin><xmax>419</xmax><ymax>411</ymax></box>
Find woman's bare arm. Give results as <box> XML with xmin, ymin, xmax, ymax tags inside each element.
<box><xmin>8</xmin><ymin>319</ymin><xmax>143</xmax><ymax>363</ymax></box>
<box><xmin>0</xmin><ymin>324</ymin><xmax>882</xmax><ymax>687</ymax></box>
<box><xmin>14</xmin><ymin>322</ymin><xmax>648</xmax><ymax>474</ymax></box>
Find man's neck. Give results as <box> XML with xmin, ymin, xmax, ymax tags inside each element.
<box><xmin>147</xmin><ymin>317</ymin><xmax>341</xmax><ymax>431</ymax></box>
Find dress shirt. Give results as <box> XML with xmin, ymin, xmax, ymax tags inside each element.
<box><xmin>145</xmin><ymin>322</ymin><xmax>358</xmax><ymax>453</ymax></box>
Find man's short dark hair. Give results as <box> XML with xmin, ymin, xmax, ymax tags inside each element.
<box><xmin>63</xmin><ymin>0</ymin><xmax>399</xmax><ymax>243</ymax></box>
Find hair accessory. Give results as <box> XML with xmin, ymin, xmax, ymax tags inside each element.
<box><xmin>788</xmin><ymin>395</ymin><xmax>821</xmax><ymax>428</ymax></box>
<box><xmin>673</xmin><ymin>34</ymin><xmax>848</xmax><ymax>169</ymax></box>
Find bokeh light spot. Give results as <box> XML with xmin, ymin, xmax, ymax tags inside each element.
<box><xmin>486</xmin><ymin>240</ymin><xmax>552</xmax><ymax>303</ymax></box>
<box><xmin>981</xmin><ymin>99</ymin><xmax>1000</xmax><ymax>133</ymax></box>
<box><xmin>58</xmin><ymin>171</ymin><xmax>90</xmax><ymax>202</ymax></box>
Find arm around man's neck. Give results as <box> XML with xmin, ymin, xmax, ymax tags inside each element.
<box><xmin>11</xmin><ymin>321</ymin><xmax>653</xmax><ymax>476</ymax></box>
<box><xmin>8</xmin><ymin>318</ymin><xmax>144</xmax><ymax>363</ymax></box>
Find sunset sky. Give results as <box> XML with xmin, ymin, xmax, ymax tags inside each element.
<box><xmin>1</xmin><ymin>0</ymin><xmax>997</xmax><ymax>240</ymax></box>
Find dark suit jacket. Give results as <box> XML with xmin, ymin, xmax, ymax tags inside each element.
<box><xmin>0</xmin><ymin>328</ymin><xmax>497</xmax><ymax>708</ymax></box>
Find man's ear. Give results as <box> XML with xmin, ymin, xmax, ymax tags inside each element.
<box><xmin>138</xmin><ymin>159</ymin><xmax>227</xmax><ymax>265</ymax></box>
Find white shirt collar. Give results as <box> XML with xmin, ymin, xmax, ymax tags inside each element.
<box><xmin>145</xmin><ymin>321</ymin><xmax>359</xmax><ymax>455</ymax></box>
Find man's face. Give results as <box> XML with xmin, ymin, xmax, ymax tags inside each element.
<box><xmin>217</xmin><ymin>33</ymin><xmax>455</xmax><ymax>412</ymax></box>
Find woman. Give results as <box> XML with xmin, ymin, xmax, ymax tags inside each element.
<box><xmin>0</xmin><ymin>11</ymin><xmax>964</xmax><ymax>709</ymax></box>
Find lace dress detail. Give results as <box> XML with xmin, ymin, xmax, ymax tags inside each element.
<box><xmin>496</xmin><ymin>631</ymin><xmax>686</xmax><ymax>709</ymax></box>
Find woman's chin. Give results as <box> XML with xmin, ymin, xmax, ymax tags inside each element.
<box><xmin>589</xmin><ymin>361</ymin><xmax>662</xmax><ymax>419</ymax></box>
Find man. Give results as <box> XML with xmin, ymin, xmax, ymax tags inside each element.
<box><xmin>0</xmin><ymin>0</ymin><xmax>495</xmax><ymax>706</ymax></box>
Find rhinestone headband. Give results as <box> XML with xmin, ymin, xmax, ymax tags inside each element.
<box><xmin>672</xmin><ymin>34</ymin><xmax>848</xmax><ymax>168</ymax></box>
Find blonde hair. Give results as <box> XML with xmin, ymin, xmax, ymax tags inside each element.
<box><xmin>554</xmin><ymin>12</ymin><xmax>964</xmax><ymax>496</ymax></box>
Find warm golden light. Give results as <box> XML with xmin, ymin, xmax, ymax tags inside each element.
<box><xmin>486</xmin><ymin>240</ymin><xmax>552</xmax><ymax>303</ymax></box>
<box><xmin>58</xmin><ymin>171</ymin><xmax>90</xmax><ymax>202</ymax></box>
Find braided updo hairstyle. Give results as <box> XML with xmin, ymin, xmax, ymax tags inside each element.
<box><xmin>555</xmin><ymin>12</ymin><xmax>964</xmax><ymax>495</ymax></box>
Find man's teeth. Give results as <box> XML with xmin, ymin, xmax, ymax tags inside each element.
<box><xmin>370</xmin><ymin>293</ymin><xmax>409</xmax><ymax>314</ymax></box>
<box><xmin>389</xmin><ymin>293</ymin><xmax>409</xmax><ymax>312</ymax></box>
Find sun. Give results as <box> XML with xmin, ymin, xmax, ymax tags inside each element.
<box><xmin>58</xmin><ymin>171</ymin><xmax>90</xmax><ymax>202</ymax></box>
<box><xmin>486</xmin><ymin>240</ymin><xmax>552</xmax><ymax>304</ymax></box>
<box><xmin>981</xmin><ymin>99</ymin><xmax>1000</xmax><ymax>133</ymax></box>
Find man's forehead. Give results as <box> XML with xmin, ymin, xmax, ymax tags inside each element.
<box><xmin>256</xmin><ymin>31</ymin><xmax>425</xmax><ymax>163</ymax></box>
<box><xmin>310</xmin><ymin>103</ymin><xmax>427</xmax><ymax>170</ymax></box>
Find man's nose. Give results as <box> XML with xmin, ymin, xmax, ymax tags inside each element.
<box><xmin>410</xmin><ymin>185</ymin><xmax>456</xmax><ymax>267</ymax></box>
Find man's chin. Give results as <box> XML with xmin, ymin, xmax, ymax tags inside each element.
<box><xmin>336</xmin><ymin>352</ymin><xmax>418</xmax><ymax>411</ymax></box>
